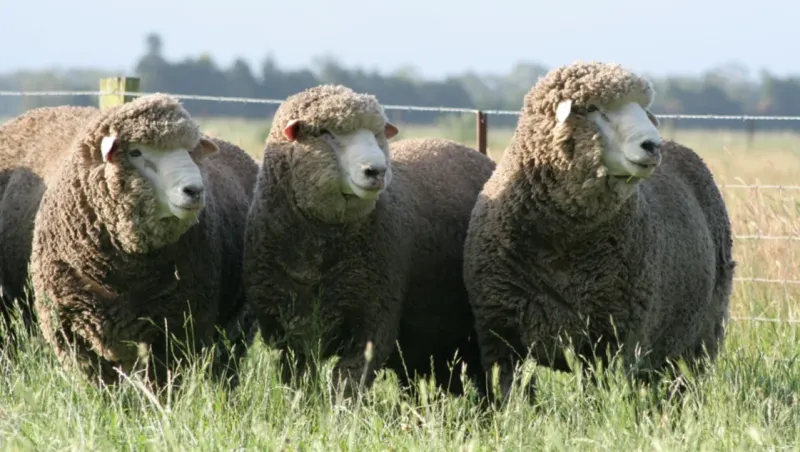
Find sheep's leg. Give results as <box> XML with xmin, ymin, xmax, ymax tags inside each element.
<box><xmin>467</xmin><ymin>287</ymin><xmax>532</xmax><ymax>403</ymax></box>
<box><xmin>331</xmin><ymin>323</ymin><xmax>401</xmax><ymax>398</ymax></box>
<box><xmin>473</xmin><ymin>318</ymin><xmax>528</xmax><ymax>404</ymax></box>
<box><xmin>253</xmin><ymin>308</ymin><xmax>309</xmax><ymax>386</ymax></box>
<box><xmin>0</xmin><ymin>169</ymin><xmax>44</xmax><ymax>338</ymax></box>
<box><xmin>330</xmin><ymin>294</ymin><xmax>404</xmax><ymax>399</ymax></box>
<box><xmin>46</xmin><ymin>316</ymin><xmax>124</xmax><ymax>385</ymax></box>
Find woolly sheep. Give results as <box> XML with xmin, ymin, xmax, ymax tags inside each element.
<box><xmin>243</xmin><ymin>84</ymin><xmax>495</xmax><ymax>397</ymax></box>
<box><xmin>462</xmin><ymin>61</ymin><xmax>736</xmax><ymax>402</ymax></box>
<box><xmin>0</xmin><ymin>94</ymin><xmax>258</xmax><ymax>385</ymax></box>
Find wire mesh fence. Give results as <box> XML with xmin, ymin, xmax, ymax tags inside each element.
<box><xmin>3</xmin><ymin>86</ymin><xmax>800</xmax><ymax>325</ymax></box>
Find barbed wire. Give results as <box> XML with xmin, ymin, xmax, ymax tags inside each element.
<box><xmin>736</xmin><ymin>277</ymin><xmax>800</xmax><ymax>285</ymax></box>
<box><xmin>734</xmin><ymin>235</ymin><xmax>800</xmax><ymax>242</ymax></box>
<box><xmin>4</xmin><ymin>89</ymin><xmax>800</xmax><ymax>325</ymax></box>
<box><xmin>5</xmin><ymin>89</ymin><xmax>800</xmax><ymax>121</ymax></box>
<box><xmin>720</xmin><ymin>184</ymin><xmax>800</xmax><ymax>190</ymax></box>
<box><xmin>730</xmin><ymin>315</ymin><xmax>800</xmax><ymax>324</ymax></box>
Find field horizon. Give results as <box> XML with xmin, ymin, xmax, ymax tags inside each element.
<box><xmin>1</xmin><ymin>116</ymin><xmax>799</xmax><ymax>450</ymax></box>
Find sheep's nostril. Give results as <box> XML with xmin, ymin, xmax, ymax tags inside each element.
<box><xmin>640</xmin><ymin>140</ymin><xmax>659</xmax><ymax>153</ymax></box>
<box><xmin>182</xmin><ymin>185</ymin><xmax>204</xmax><ymax>199</ymax></box>
<box><xmin>363</xmin><ymin>165</ymin><xmax>386</xmax><ymax>180</ymax></box>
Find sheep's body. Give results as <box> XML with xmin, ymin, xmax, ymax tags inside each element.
<box><xmin>463</xmin><ymin>61</ymin><xmax>735</xmax><ymax>400</ymax></box>
<box><xmin>2</xmin><ymin>97</ymin><xmax>258</xmax><ymax>385</ymax></box>
<box><xmin>244</xmin><ymin>85</ymin><xmax>494</xmax><ymax>395</ymax></box>
<box><xmin>1</xmin><ymin>108</ymin><xmax>99</xmax><ymax>337</ymax></box>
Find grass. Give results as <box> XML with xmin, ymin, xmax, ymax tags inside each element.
<box><xmin>2</xmin><ymin>116</ymin><xmax>800</xmax><ymax>450</ymax></box>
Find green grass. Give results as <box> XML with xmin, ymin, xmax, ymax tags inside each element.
<box><xmin>2</xmin><ymin>116</ymin><xmax>800</xmax><ymax>450</ymax></box>
<box><xmin>1</xmin><ymin>315</ymin><xmax>798</xmax><ymax>450</ymax></box>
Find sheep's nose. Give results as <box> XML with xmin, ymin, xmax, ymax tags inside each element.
<box><xmin>640</xmin><ymin>139</ymin><xmax>661</xmax><ymax>154</ymax></box>
<box><xmin>182</xmin><ymin>184</ymin><xmax>204</xmax><ymax>200</ymax></box>
<box><xmin>363</xmin><ymin>164</ymin><xmax>386</xmax><ymax>181</ymax></box>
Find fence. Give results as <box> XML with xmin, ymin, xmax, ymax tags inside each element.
<box><xmin>3</xmin><ymin>76</ymin><xmax>800</xmax><ymax>326</ymax></box>
<box><xmin>7</xmin><ymin>77</ymin><xmax>800</xmax><ymax>154</ymax></box>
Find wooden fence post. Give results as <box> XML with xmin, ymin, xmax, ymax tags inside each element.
<box><xmin>99</xmin><ymin>77</ymin><xmax>140</xmax><ymax>111</ymax></box>
<box><xmin>476</xmin><ymin>110</ymin><xmax>487</xmax><ymax>155</ymax></box>
<box><xmin>745</xmin><ymin>118</ymin><xmax>756</xmax><ymax>152</ymax></box>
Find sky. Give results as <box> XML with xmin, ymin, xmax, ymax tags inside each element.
<box><xmin>1</xmin><ymin>0</ymin><xmax>797</xmax><ymax>80</ymax></box>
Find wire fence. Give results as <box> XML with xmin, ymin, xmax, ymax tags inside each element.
<box><xmin>3</xmin><ymin>87</ymin><xmax>800</xmax><ymax>326</ymax></box>
<box><xmin>7</xmin><ymin>89</ymin><xmax>800</xmax><ymax>121</ymax></box>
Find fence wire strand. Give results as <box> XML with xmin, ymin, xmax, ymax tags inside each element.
<box><xmin>6</xmin><ymin>89</ymin><xmax>800</xmax><ymax>120</ymax></box>
<box><xmin>3</xmin><ymin>88</ymin><xmax>800</xmax><ymax>325</ymax></box>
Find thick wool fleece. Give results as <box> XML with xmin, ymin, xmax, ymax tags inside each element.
<box><xmin>244</xmin><ymin>85</ymin><xmax>495</xmax><ymax>395</ymax></box>
<box><xmin>2</xmin><ymin>95</ymin><xmax>259</xmax><ymax>385</ymax></box>
<box><xmin>267</xmin><ymin>84</ymin><xmax>394</xmax><ymax>224</ymax></box>
<box><xmin>463</xmin><ymin>61</ymin><xmax>735</xmax><ymax>400</ymax></box>
<box><xmin>1</xmin><ymin>106</ymin><xmax>99</xmax><ymax>339</ymax></box>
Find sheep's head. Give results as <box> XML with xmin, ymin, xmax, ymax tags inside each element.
<box><xmin>74</xmin><ymin>94</ymin><xmax>217</xmax><ymax>253</ymax></box>
<box><xmin>100</xmin><ymin>135</ymin><xmax>218</xmax><ymax>221</ymax></box>
<box><xmin>523</xmin><ymin>61</ymin><xmax>662</xmax><ymax>200</ymax></box>
<box><xmin>270</xmin><ymin>84</ymin><xmax>399</xmax><ymax>224</ymax></box>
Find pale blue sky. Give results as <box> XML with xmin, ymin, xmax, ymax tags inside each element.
<box><xmin>1</xmin><ymin>0</ymin><xmax>795</xmax><ymax>79</ymax></box>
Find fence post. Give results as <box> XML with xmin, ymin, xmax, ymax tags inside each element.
<box><xmin>99</xmin><ymin>77</ymin><xmax>140</xmax><ymax>111</ymax></box>
<box><xmin>745</xmin><ymin>118</ymin><xmax>756</xmax><ymax>152</ymax></box>
<box><xmin>475</xmin><ymin>110</ymin><xmax>487</xmax><ymax>155</ymax></box>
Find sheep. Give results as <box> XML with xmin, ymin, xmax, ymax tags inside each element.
<box><xmin>462</xmin><ymin>61</ymin><xmax>736</xmax><ymax>402</ymax></box>
<box><xmin>0</xmin><ymin>94</ymin><xmax>258</xmax><ymax>386</ymax></box>
<box><xmin>0</xmin><ymin>109</ymin><xmax>94</xmax><ymax>342</ymax></box>
<box><xmin>242</xmin><ymin>84</ymin><xmax>495</xmax><ymax>397</ymax></box>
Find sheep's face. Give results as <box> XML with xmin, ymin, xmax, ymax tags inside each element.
<box><xmin>101</xmin><ymin>135</ymin><xmax>219</xmax><ymax>221</ymax></box>
<box><xmin>325</xmin><ymin>128</ymin><xmax>393</xmax><ymax>200</ymax></box>
<box><xmin>556</xmin><ymin>99</ymin><xmax>662</xmax><ymax>184</ymax></box>
<box><xmin>282</xmin><ymin>119</ymin><xmax>399</xmax><ymax>223</ymax></box>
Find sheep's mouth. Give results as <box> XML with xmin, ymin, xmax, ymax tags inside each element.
<box><xmin>349</xmin><ymin>177</ymin><xmax>383</xmax><ymax>192</ymax></box>
<box><xmin>346</xmin><ymin>178</ymin><xmax>383</xmax><ymax>200</ymax></box>
<box><xmin>171</xmin><ymin>203</ymin><xmax>203</xmax><ymax>213</ymax></box>
<box><xmin>168</xmin><ymin>202</ymin><xmax>204</xmax><ymax>220</ymax></box>
<box><xmin>610</xmin><ymin>175</ymin><xmax>642</xmax><ymax>185</ymax></box>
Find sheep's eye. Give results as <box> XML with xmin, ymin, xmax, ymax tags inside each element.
<box><xmin>586</xmin><ymin>104</ymin><xmax>599</xmax><ymax>113</ymax></box>
<box><xmin>129</xmin><ymin>149</ymin><xmax>142</xmax><ymax>157</ymax></box>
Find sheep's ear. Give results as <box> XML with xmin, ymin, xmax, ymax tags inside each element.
<box><xmin>645</xmin><ymin>109</ymin><xmax>660</xmax><ymax>127</ymax></box>
<box><xmin>384</xmin><ymin>121</ymin><xmax>399</xmax><ymax>139</ymax></box>
<box><xmin>283</xmin><ymin>119</ymin><xmax>301</xmax><ymax>141</ymax></box>
<box><xmin>194</xmin><ymin>137</ymin><xmax>219</xmax><ymax>159</ymax></box>
<box><xmin>100</xmin><ymin>135</ymin><xmax>119</xmax><ymax>163</ymax></box>
<box><xmin>555</xmin><ymin>99</ymin><xmax>572</xmax><ymax>124</ymax></box>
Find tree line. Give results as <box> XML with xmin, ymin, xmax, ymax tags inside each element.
<box><xmin>3</xmin><ymin>33</ymin><xmax>800</xmax><ymax>131</ymax></box>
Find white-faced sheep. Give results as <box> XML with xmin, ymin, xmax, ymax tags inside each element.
<box><xmin>462</xmin><ymin>61</ymin><xmax>736</xmax><ymax>402</ymax></box>
<box><xmin>0</xmin><ymin>94</ymin><xmax>258</xmax><ymax>386</ymax></box>
<box><xmin>243</xmin><ymin>84</ymin><xmax>496</xmax><ymax>397</ymax></box>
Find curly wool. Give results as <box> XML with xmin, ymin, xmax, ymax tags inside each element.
<box><xmin>266</xmin><ymin>84</ymin><xmax>395</xmax><ymax>225</ymax></box>
<box><xmin>244</xmin><ymin>85</ymin><xmax>494</xmax><ymax>396</ymax></box>
<box><xmin>1</xmin><ymin>106</ymin><xmax>98</xmax><ymax>337</ymax></box>
<box><xmin>72</xmin><ymin>94</ymin><xmax>211</xmax><ymax>254</ymax></box>
<box><xmin>463</xmin><ymin>61</ymin><xmax>735</xmax><ymax>400</ymax></box>
<box><xmin>3</xmin><ymin>94</ymin><xmax>260</xmax><ymax>385</ymax></box>
<box><xmin>81</xmin><ymin>94</ymin><xmax>202</xmax><ymax>158</ymax></box>
<box><xmin>497</xmin><ymin>62</ymin><xmax>659</xmax><ymax>231</ymax></box>
<box><xmin>268</xmin><ymin>84</ymin><xmax>388</xmax><ymax>143</ymax></box>
<box><xmin>524</xmin><ymin>61</ymin><xmax>655</xmax><ymax>121</ymax></box>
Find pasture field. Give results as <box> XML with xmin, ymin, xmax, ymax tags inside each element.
<box><xmin>1</xmin><ymin>117</ymin><xmax>800</xmax><ymax>450</ymax></box>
